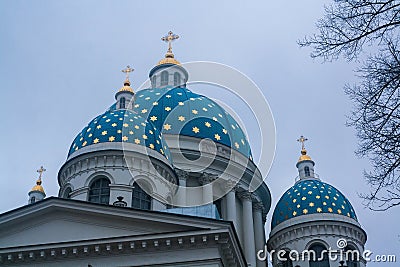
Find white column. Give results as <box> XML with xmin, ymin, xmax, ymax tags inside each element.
<box><xmin>240</xmin><ymin>192</ymin><xmax>256</xmax><ymax>267</ymax></box>
<box><xmin>253</xmin><ymin>202</ymin><xmax>265</xmax><ymax>267</ymax></box>
<box><xmin>225</xmin><ymin>180</ymin><xmax>237</xmax><ymax>227</ymax></box>
<box><xmin>200</xmin><ymin>173</ymin><xmax>215</xmax><ymax>205</ymax></box>
<box><xmin>175</xmin><ymin>169</ymin><xmax>189</xmax><ymax>207</ymax></box>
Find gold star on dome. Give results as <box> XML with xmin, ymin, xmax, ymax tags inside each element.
<box><xmin>93</xmin><ymin>138</ymin><xmax>99</xmax><ymax>144</ymax></box>
<box><xmin>82</xmin><ymin>141</ymin><xmax>87</xmax><ymax>147</ymax></box>
<box><xmin>106</xmin><ymin>119</ymin><xmax>111</xmax><ymax>122</ymax></box>
<box><xmin>153</xmin><ymin>101</ymin><xmax>158</xmax><ymax>106</ymax></box>
<box><xmin>145</xmin><ymin>97</ymin><xmax>150</xmax><ymax>100</ymax></box>
<box><xmin>160</xmin><ymin>148</ymin><xmax>164</xmax><ymax>154</ymax></box>
<box><xmin>163</xmin><ymin>124</ymin><xmax>171</xmax><ymax>130</ymax></box>
<box><xmin>328</xmin><ymin>207</ymin><xmax>333</xmax><ymax>212</ymax></box>
<box><xmin>316</xmin><ymin>195</ymin><xmax>321</xmax><ymax>199</ymax></box>
<box><xmin>129</xmin><ymin>130</ymin><xmax>134</xmax><ymax>135</ymax></box>
<box><xmin>341</xmin><ymin>205</ymin><xmax>345</xmax><ymax>209</ymax></box>
<box><xmin>88</xmin><ymin>133</ymin><xmax>92</xmax><ymax>137</ymax></box>
<box><xmin>212</xmin><ymin>117</ymin><xmax>218</xmax><ymax>121</ymax></box>
<box><xmin>109</xmin><ymin>136</ymin><xmax>115</xmax><ymax>142</ymax></box>
<box><xmin>150</xmin><ymin>116</ymin><xmax>157</xmax><ymax>122</ymax></box>
<box><xmin>122</xmin><ymin>136</ymin><xmax>128</xmax><ymax>141</ymax></box>
<box><xmin>134</xmin><ymin>138</ymin><xmax>140</xmax><ymax>144</ymax></box>
<box><xmin>309</xmin><ymin>202</ymin><xmax>315</xmax><ymax>207</ymax></box>
<box><xmin>292</xmin><ymin>199</ymin><xmax>297</xmax><ymax>203</ymax></box>
<box><xmin>192</xmin><ymin>127</ymin><xmax>200</xmax><ymax>133</ymax></box>
<box><xmin>178</xmin><ymin>116</ymin><xmax>185</xmax><ymax>121</ymax></box>
<box><xmin>308</xmin><ymin>191</ymin><xmax>313</xmax><ymax>195</ymax></box>
<box><xmin>97</xmin><ymin>125</ymin><xmax>102</xmax><ymax>129</ymax></box>
<box><xmin>202</xmin><ymin>107</ymin><xmax>208</xmax><ymax>111</ymax></box>
<box><xmin>102</xmin><ymin>131</ymin><xmax>108</xmax><ymax>135</ymax></box>
<box><xmin>123</xmin><ymin>123</ymin><xmax>129</xmax><ymax>127</ymax></box>
<box><xmin>205</xmin><ymin>122</ymin><xmax>211</xmax><ymax>128</ymax></box>
<box><xmin>317</xmin><ymin>207</ymin><xmax>322</xmax><ymax>212</ymax></box>
<box><xmin>325</xmin><ymin>196</ymin><xmax>330</xmax><ymax>199</ymax></box>
<box><xmin>338</xmin><ymin>209</ymin><xmax>342</xmax><ymax>214</ymax></box>
<box><xmin>303</xmin><ymin>209</ymin><xmax>308</xmax><ymax>214</ymax></box>
<box><xmin>332</xmin><ymin>203</ymin><xmax>336</xmax><ymax>206</ymax></box>
<box><xmin>214</xmin><ymin>134</ymin><xmax>221</xmax><ymax>140</ymax></box>
<box><xmin>134</xmin><ymin>104</ymin><xmax>140</xmax><ymax>108</ymax></box>
<box><xmin>302</xmin><ymin>197</ymin><xmax>307</xmax><ymax>201</ymax></box>
<box><xmin>241</xmin><ymin>139</ymin><xmax>245</xmax><ymax>145</ymax></box>
<box><xmin>178</xmin><ymin>102</ymin><xmax>184</xmax><ymax>106</ymax></box>
<box><xmin>293</xmin><ymin>211</ymin><xmax>297</xmax><ymax>216</ymax></box>
<box><xmin>347</xmin><ymin>213</ymin><xmax>351</xmax><ymax>217</ymax></box>
<box><xmin>141</xmin><ymin>123</ymin><xmax>146</xmax><ymax>127</ymax></box>
<box><xmin>142</xmin><ymin>134</ymin><xmax>148</xmax><ymax>140</ymax></box>
<box><xmin>112</xmin><ymin>123</ymin><xmax>117</xmax><ymax>127</ymax></box>
<box><xmin>190</xmin><ymin>97</ymin><xmax>195</xmax><ymax>101</ymax></box>
<box><xmin>231</xmin><ymin>125</ymin><xmax>236</xmax><ymax>129</ymax></box>
<box><xmin>149</xmin><ymin>144</ymin><xmax>154</xmax><ymax>149</ymax></box>
<box><xmin>165</xmin><ymin>107</ymin><xmax>172</xmax><ymax>111</ymax></box>
<box><xmin>222</xmin><ymin>129</ymin><xmax>228</xmax><ymax>134</ymax></box>
<box><xmin>192</xmin><ymin>109</ymin><xmax>198</xmax><ymax>115</ymax></box>
<box><xmin>149</xmin><ymin>130</ymin><xmax>153</xmax><ymax>134</ymax></box>
<box><xmin>234</xmin><ymin>142</ymin><xmax>240</xmax><ymax>149</ymax></box>
<box><xmin>166</xmin><ymin>95</ymin><xmax>171</xmax><ymax>98</ymax></box>
<box><xmin>323</xmin><ymin>201</ymin><xmax>327</xmax><ymax>205</ymax></box>
<box><xmin>117</xmin><ymin>130</ymin><xmax>122</xmax><ymax>133</ymax></box>
<box><xmin>141</xmin><ymin>109</ymin><xmax>148</xmax><ymax>113</ymax></box>
<box><xmin>297</xmin><ymin>204</ymin><xmax>300</xmax><ymax>208</ymax></box>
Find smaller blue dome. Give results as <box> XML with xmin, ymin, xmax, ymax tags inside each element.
<box><xmin>68</xmin><ymin>108</ymin><xmax>171</xmax><ymax>162</ymax></box>
<box><xmin>271</xmin><ymin>179</ymin><xmax>357</xmax><ymax>229</ymax></box>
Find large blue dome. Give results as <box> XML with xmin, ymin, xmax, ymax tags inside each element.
<box><xmin>132</xmin><ymin>86</ymin><xmax>252</xmax><ymax>159</ymax></box>
<box><xmin>68</xmin><ymin>108</ymin><xmax>171</xmax><ymax>161</ymax></box>
<box><xmin>271</xmin><ymin>179</ymin><xmax>357</xmax><ymax>229</ymax></box>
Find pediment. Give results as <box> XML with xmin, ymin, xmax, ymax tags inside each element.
<box><xmin>0</xmin><ymin>198</ymin><xmax>225</xmax><ymax>249</ymax></box>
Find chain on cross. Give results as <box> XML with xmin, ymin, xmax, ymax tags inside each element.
<box><xmin>297</xmin><ymin>135</ymin><xmax>308</xmax><ymax>150</ymax></box>
<box><xmin>161</xmin><ymin>31</ymin><xmax>179</xmax><ymax>54</ymax></box>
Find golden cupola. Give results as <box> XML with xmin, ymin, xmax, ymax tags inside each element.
<box><xmin>157</xmin><ymin>31</ymin><xmax>181</xmax><ymax>66</ymax></box>
<box><xmin>28</xmin><ymin>166</ymin><xmax>46</xmax><ymax>204</ymax></box>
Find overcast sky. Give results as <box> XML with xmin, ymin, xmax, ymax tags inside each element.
<box><xmin>0</xmin><ymin>1</ymin><xmax>398</xmax><ymax>266</ymax></box>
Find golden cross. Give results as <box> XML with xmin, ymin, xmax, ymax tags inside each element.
<box><xmin>297</xmin><ymin>135</ymin><xmax>308</xmax><ymax>150</ymax></box>
<box><xmin>121</xmin><ymin>65</ymin><xmax>134</xmax><ymax>80</ymax></box>
<box><xmin>37</xmin><ymin>166</ymin><xmax>46</xmax><ymax>180</ymax></box>
<box><xmin>161</xmin><ymin>31</ymin><xmax>179</xmax><ymax>54</ymax></box>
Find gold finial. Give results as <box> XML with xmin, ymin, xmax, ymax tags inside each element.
<box><xmin>37</xmin><ymin>166</ymin><xmax>46</xmax><ymax>180</ymax></box>
<box><xmin>297</xmin><ymin>136</ymin><xmax>312</xmax><ymax>162</ymax></box>
<box><xmin>162</xmin><ymin>31</ymin><xmax>179</xmax><ymax>57</ymax></box>
<box><xmin>297</xmin><ymin>135</ymin><xmax>308</xmax><ymax>150</ymax></box>
<box><xmin>32</xmin><ymin>166</ymin><xmax>46</xmax><ymax>193</ymax></box>
<box><xmin>119</xmin><ymin>65</ymin><xmax>134</xmax><ymax>93</ymax></box>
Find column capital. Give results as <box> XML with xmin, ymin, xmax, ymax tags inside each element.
<box><xmin>253</xmin><ymin>202</ymin><xmax>264</xmax><ymax>211</ymax></box>
<box><xmin>199</xmin><ymin>172</ymin><xmax>217</xmax><ymax>185</ymax></box>
<box><xmin>223</xmin><ymin>179</ymin><xmax>239</xmax><ymax>192</ymax></box>
<box><xmin>237</xmin><ymin>191</ymin><xmax>253</xmax><ymax>201</ymax></box>
<box><xmin>175</xmin><ymin>169</ymin><xmax>189</xmax><ymax>180</ymax></box>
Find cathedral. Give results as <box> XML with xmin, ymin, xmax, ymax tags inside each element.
<box><xmin>0</xmin><ymin>32</ymin><xmax>367</xmax><ymax>267</ymax></box>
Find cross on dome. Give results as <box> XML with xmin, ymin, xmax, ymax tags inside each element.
<box><xmin>297</xmin><ymin>135</ymin><xmax>308</xmax><ymax>150</ymax></box>
<box><xmin>121</xmin><ymin>65</ymin><xmax>134</xmax><ymax>82</ymax></box>
<box><xmin>37</xmin><ymin>166</ymin><xmax>46</xmax><ymax>180</ymax></box>
<box><xmin>161</xmin><ymin>31</ymin><xmax>179</xmax><ymax>55</ymax></box>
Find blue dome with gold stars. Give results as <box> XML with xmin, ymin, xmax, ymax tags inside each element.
<box><xmin>132</xmin><ymin>86</ymin><xmax>252</xmax><ymax>159</ymax></box>
<box><xmin>271</xmin><ymin>179</ymin><xmax>357</xmax><ymax>229</ymax></box>
<box><xmin>68</xmin><ymin>108</ymin><xmax>171</xmax><ymax>161</ymax></box>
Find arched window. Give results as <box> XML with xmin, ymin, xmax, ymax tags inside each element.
<box><xmin>160</xmin><ymin>71</ymin><xmax>168</xmax><ymax>86</ymax></box>
<box><xmin>309</xmin><ymin>243</ymin><xmax>330</xmax><ymax>267</ymax></box>
<box><xmin>151</xmin><ymin>75</ymin><xmax>157</xmax><ymax>87</ymax></box>
<box><xmin>63</xmin><ymin>187</ymin><xmax>72</xmax><ymax>199</ymax></box>
<box><xmin>132</xmin><ymin>182</ymin><xmax>151</xmax><ymax>210</ymax></box>
<box><xmin>304</xmin><ymin>166</ymin><xmax>311</xmax><ymax>177</ymax></box>
<box><xmin>277</xmin><ymin>251</ymin><xmax>293</xmax><ymax>267</ymax></box>
<box><xmin>119</xmin><ymin>97</ymin><xmax>126</xmax><ymax>109</ymax></box>
<box><xmin>88</xmin><ymin>177</ymin><xmax>110</xmax><ymax>204</ymax></box>
<box><xmin>345</xmin><ymin>245</ymin><xmax>360</xmax><ymax>267</ymax></box>
<box><xmin>30</xmin><ymin>196</ymin><xmax>36</xmax><ymax>204</ymax></box>
<box><xmin>174</xmin><ymin>72</ymin><xmax>181</xmax><ymax>87</ymax></box>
